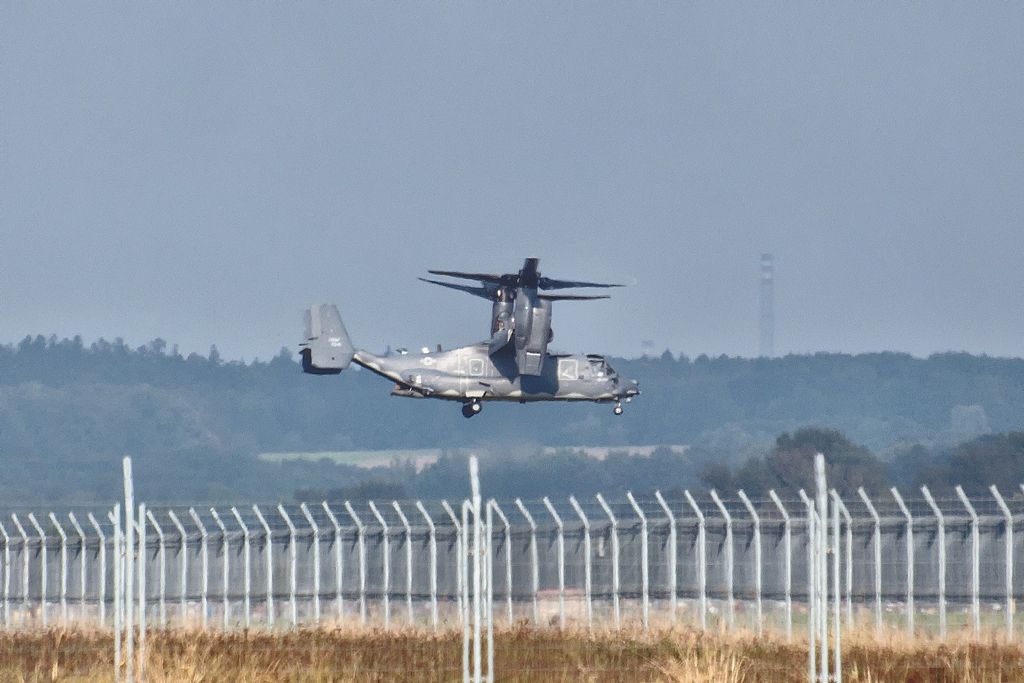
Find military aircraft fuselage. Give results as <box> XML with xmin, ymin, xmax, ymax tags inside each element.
<box><xmin>351</xmin><ymin>343</ymin><xmax>639</xmax><ymax>404</ymax></box>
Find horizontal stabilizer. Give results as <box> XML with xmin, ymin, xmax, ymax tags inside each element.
<box><xmin>538</xmin><ymin>294</ymin><xmax>610</xmax><ymax>301</ymax></box>
<box><xmin>301</xmin><ymin>304</ymin><xmax>354</xmax><ymax>375</ymax></box>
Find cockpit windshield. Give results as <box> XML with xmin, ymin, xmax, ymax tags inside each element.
<box><xmin>587</xmin><ymin>355</ymin><xmax>617</xmax><ymax>379</ymax></box>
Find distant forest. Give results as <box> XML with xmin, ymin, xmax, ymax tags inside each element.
<box><xmin>1</xmin><ymin>334</ymin><xmax>1023</xmax><ymax>503</ymax></box>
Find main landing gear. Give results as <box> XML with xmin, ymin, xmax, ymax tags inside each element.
<box><xmin>462</xmin><ymin>400</ymin><xmax>482</xmax><ymax>419</ymax></box>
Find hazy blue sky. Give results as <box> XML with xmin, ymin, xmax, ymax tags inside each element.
<box><xmin>2</xmin><ymin>4</ymin><xmax>1022</xmax><ymax>361</ymax></box>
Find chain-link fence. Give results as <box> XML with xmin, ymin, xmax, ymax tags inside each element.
<box><xmin>2</xmin><ymin>485</ymin><xmax>1022</xmax><ymax>638</ymax></box>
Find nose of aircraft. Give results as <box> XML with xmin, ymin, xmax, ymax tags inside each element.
<box><xmin>617</xmin><ymin>377</ymin><xmax>640</xmax><ymax>398</ymax></box>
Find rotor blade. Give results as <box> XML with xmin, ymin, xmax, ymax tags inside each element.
<box><xmin>426</xmin><ymin>269</ymin><xmax>505</xmax><ymax>284</ymax></box>
<box><xmin>538</xmin><ymin>277</ymin><xmax>624</xmax><ymax>290</ymax></box>
<box><xmin>418</xmin><ymin>278</ymin><xmax>497</xmax><ymax>300</ymax></box>
<box><xmin>538</xmin><ymin>294</ymin><xmax>611</xmax><ymax>301</ymax></box>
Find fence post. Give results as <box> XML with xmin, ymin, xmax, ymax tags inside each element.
<box><xmin>277</xmin><ymin>505</ymin><xmax>298</xmax><ymax>627</ymax></box>
<box><xmin>27</xmin><ymin>514</ymin><xmax>47</xmax><ymax>628</ymax></box>
<box><xmin>542</xmin><ymin>497</ymin><xmax>566</xmax><ymax>629</ymax></box>
<box><xmin>709</xmin><ymin>490</ymin><xmax>734</xmax><ymax>630</ymax></box>
<box><xmin>738</xmin><ymin>491</ymin><xmax>762</xmax><ymax>635</ymax></box>
<box><xmin>251</xmin><ymin>505</ymin><xmax>274</xmax><ymax>627</ymax></box>
<box><xmin>442</xmin><ymin>500</ymin><xmax>464</xmax><ymax>625</ymax></box>
<box><xmin>209</xmin><ymin>508</ymin><xmax>230</xmax><ymax>629</ymax></box>
<box><xmin>813</xmin><ymin>456</ymin><xmax>828</xmax><ymax>683</ymax></box>
<box><xmin>87</xmin><ymin>513</ymin><xmax>106</xmax><ymax>627</ymax></box>
<box><xmin>230</xmin><ymin>507</ymin><xmax>251</xmax><ymax>629</ymax></box>
<box><xmin>955</xmin><ymin>486</ymin><xmax>980</xmax><ymax>635</ymax></box>
<box><xmin>167</xmin><ymin>511</ymin><xmax>188</xmax><ymax>625</ymax></box>
<box><xmin>596</xmin><ymin>493</ymin><xmax>620</xmax><ymax>628</ymax></box>
<box><xmin>188</xmin><ymin>508</ymin><xmax>209</xmax><ymax>629</ymax></box>
<box><xmin>391</xmin><ymin>502</ymin><xmax>414</xmax><ymax>625</ymax></box>
<box><xmin>68</xmin><ymin>513</ymin><xmax>88</xmax><ymax>623</ymax></box>
<box><xmin>344</xmin><ymin>502</ymin><xmax>367</xmax><ymax>624</ymax></box>
<box><xmin>0</xmin><ymin>523</ymin><xmax>9</xmax><ymax>628</ymax></box>
<box><xmin>833</xmin><ymin>492</ymin><xmax>853</xmax><ymax>628</ymax></box>
<box><xmin>683</xmin><ymin>490</ymin><xmax>707</xmax><ymax>631</ymax></box>
<box><xmin>891</xmin><ymin>488</ymin><xmax>914</xmax><ymax>637</ymax></box>
<box><xmin>991</xmin><ymin>485</ymin><xmax>1014</xmax><ymax>639</ymax></box>
<box><xmin>485</xmin><ymin>499</ymin><xmax>494</xmax><ymax>682</ymax></box>
<box><xmin>829</xmin><ymin>489</ymin><xmax>841</xmax><ymax>683</ymax></box>
<box><xmin>461</xmin><ymin>501</ymin><xmax>470</xmax><ymax>683</ymax></box>
<box><xmin>121</xmin><ymin>457</ymin><xmax>134</xmax><ymax>683</ymax></box>
<box><xmin>798</xmin><ymin>490</ymin><xmax>816</xmax><ymax>683</ymax></box>
<box><xmin>321</xmin><ymin>503</ymin><xmax>343</xmax><ymax>624</ymax></box>
<box><xmin>415</xmin><ymin>502</ymin><xmax>439</xmax><ymax>630</ymax></box>
<box><xmin>514</xmin><ymin>499</ymin><xmax>540</xmax><ymax>625</ymax></box>
<box><xmin>920</xmin><ymin>486</ymin><xmax>946</xmax><ymax>639</ymax></box>
<box><xmin>654</xmin><ymin>491</ymin><xmax>677</xmax><ymax>621</ymax></box>
<box><xmin>48</xmin><ymin>513</ymin><xmax>69</xmax><ymax>623</ymax></box>
<box><xmin>137</xmin><ymin>504</ymin><xmax>146</xmax><ymax>681</ymax></box>
<box><xmin>300</xmin><ymin>503</ymin><xmax>322</xmax><ymax>625</ymax></box>
<box><xmin>489</xmin><ymin>501</ymin><xmax>513</xmax><ymax>625</ymax></box>
<box><xmin>469</xmin><ymin>457</ymin><xmax>483</xmax><ymax>683</ymax></box>
<box><xmin>626</xmin><ymin>492</ymin><xmax>650</xmax><ymax>630</ymax></box>
<box><xmin>568</xmin><ymin>496</ymin><xmax>592</xmax><ymax>630</ymax></box>
<box><xmin>144</xmin><ymin>511</ymin><xmax>166</xmax><ymax>626</ymax></box>
<box><xmin>768</xmin><ymin>490</ymin><xmax>792</xmax><ymax>639</ymax></box>
<box><xmin>367</xmin><ymin>501</ymin><xmax>391</xmax><ymax>629</ymax></box>
<box><xmin>110</xmin><ymin>506</ymin><xmax>121</xmax><ymax>683</ymax></box>
<box><xmin>10</xmin><ymin>515</ymin><xmax>29</xmax><ymax>622</ymax></box>
<box><xmin>857</xmin><ymin>488</ymin><xmax>882</xmax><ymax>633</ymax></box>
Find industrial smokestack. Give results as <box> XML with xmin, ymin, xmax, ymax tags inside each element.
<box><xmin>759</xmin><ymin>253</ymin><xmax>774</xmax><ymax>357</ymax></box>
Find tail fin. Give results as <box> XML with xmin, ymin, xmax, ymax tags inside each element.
<box><xmin>300</xmin><ymin>304</ymin><xmax>354</xmax><ymax>374</ymax></box>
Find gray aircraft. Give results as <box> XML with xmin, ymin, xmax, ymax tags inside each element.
<box><xmin>300</xmin><ymin>273</ymin><xmax>641</xmax><ymax>418</ymax></box>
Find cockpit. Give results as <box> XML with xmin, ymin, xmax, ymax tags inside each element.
<box><xmin>586</xmin><ymin>354</ymin><xmax>617</xmax><ymax>380</ymax></box>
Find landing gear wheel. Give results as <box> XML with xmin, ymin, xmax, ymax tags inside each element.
<box><xmin>462</xmin><ymin>400</ymin><xmax>482</xmax><ymax>418</ymax></box>
<box><xmin>613</xmin><ymin>403</ymin><xmax>624</xmax><ymax>416</ymax></box>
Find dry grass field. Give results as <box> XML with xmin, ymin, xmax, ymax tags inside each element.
<box><xmin>0</xmin><ymin>626</ymin><xmax>1022</xmax><ymax>682</ymax></box>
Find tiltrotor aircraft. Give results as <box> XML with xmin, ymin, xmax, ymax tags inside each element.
<box><xmin>300</xmin><ymin>258</ymin><xmax>640</xmax><ymax>418</ymax></box>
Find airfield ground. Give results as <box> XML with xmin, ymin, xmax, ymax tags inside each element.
<box><xmin>2</xmin><ymin>626</ymin><xmax>1022</xmax><ymax>682</ymax></box>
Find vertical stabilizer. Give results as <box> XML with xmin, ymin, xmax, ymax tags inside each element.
<box><xmin>300</xmin><ymin>304</ymin><xmax>354</xmax><ymax>374</ymax></box>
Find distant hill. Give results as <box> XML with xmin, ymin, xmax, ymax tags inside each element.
<box><xmin>0</xmin><ymin>335</ymin><xmax>1022</xmax><ymax>502</ymax></box>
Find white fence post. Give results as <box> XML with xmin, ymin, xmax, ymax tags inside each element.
<box><xmin>956</xmin><ymin>486</ymin><xmax>981</xmax><ymax>634</ymax></box>
<box><xmin>596</xmin><ymin>493</ymin><xmax>620</xmax><ymax>628</ymax></box>
<box><xmin>67</xmin><ymin>513</ymin><xmax>88</xmax><ymax>623</ymax></box>
<box><xmin>542</xmin><ymin>497</ymin><xmax>565</xmax><ymax>630</ymax></box>
<box><xmin>709</xmin><ymin>490</ymin><xmax>734</xmax><ymax>630</ymax></box>
<box><xmin>300</xmin><ymin>503</ymin><xmax>322</xmax><ymax>625</ymax></box>
<box><xmin>833</xmin><ymin>492</ymin><xmax>853</xmax><ymax>628</ymax></box>
<box><xmin>252</xmin><ymin>505</ymin><xmax>274</xmax><ymax>627</ymax></box>
<box><xmin>188</xmin><ymin>507</ymin><xmax>209</xmax><ymax>629</ymax></box>
<box><xmin>829</xmin><ymin>489</ymin><xmax>841</xmax><ymax>683</ymax></box>
<box><xmin>209</xmin><ymin>508</ymin><xmax>230</xmax><ymax>629</ymax></box>
<box><xmin>87</xmin><ymin>513</ymin><xmax>106</xmax><ymax>627</ymax></box>
<box><xmin>0</xmin><ymin>523</ymin><xmax>9</xmax><ymax>628</ymax></box>
<box><xmin>768</xmin><ymin>490</ymin><xmax>792</xmax><ymax>639</ymax></box>
<box><xmin>654</xmin><ymin>491</ymin><xmax>677</xmax><ymax>621</ymax></box>
<box><xmin>683</xmin><ymin>490</ymin><xmax>707</xmax><ymax>631</ymax></box>
<box><xmin>110</xmin><ymin>506</ymin><xmax>121</xmax><ymax>683</ymax></box>
<box><xmin>568</xmin><ymin>496</ymin><xmax>592</xmax><ymax>631</ymax></box>
<box><xmin>857</xmin><ymin>488</ymin><xmax>882</xmax><ymax>633</ymax></box>
<box><xmin>367</xmin><ymin>501</ymin><xmax>391</xmax><ymax>629</ymax></box>
<box><xmin>277</xmin><ymin>505</ymin><xmax>298</xmax><ymax>628</ymax></box>
<box><xmin>461</xmin><ymin>500</ymin><xmax>470</xmax><ymax>683</ymax></box>
<box><xmin>798</xmin><ymin>489</ymin><xmax>816</xmax><ymax>683</ymax></box>
<box><xmin>920</xmin><ymin>485</ymin><xmax>945</xmax><ymax>639</ymax></box>
<box><xmin>167</xmin><ymin>511</ymin><xmax>188</xmax><ymax>625</ymax></box>
<box><xmin>48</xmin><ymin>513</ymin><xmax>69</xmax><ymax>624</ymax></box>
<box><xmin>230</xmin><ymin>507</ymin><xmax>251</xmax><ymax>629</ymax></box>
<box><xmin>137</xmin><ymin>504</ymin><xmax>146</xmax><ymax>681</ymax></box>
<box><xmin>891</xmin><ymin>488</ymin><xmax>913</xmax><ymax>637</ymax></box>
<box><xmin>626</xmin><ymin>492</ymin><xmax>649</xmax><ymax>630</ymax></box>
<box><xmin>11</xmin><ymin>515</ymin><xmax>29</xmax><ymax>621</ymax></box>
<box><xmin>489</xmin><ymin>501</ymin><xmax>513</xmax><ymax>626</ymax></box>
<box><xmin>469</xmin><ymin>456</ymin><xmax>483</xmax><ymax>683</ymax></box>
<box><xmin>738</xmin><ymin>490</ymin><xmax>762</xmax><ymax>635</ymax></box>
<box><xmin>991</xmin><ymin>485</ymin><xmax>1014</xmax><ymax>639</ymax></box>
<box><xmin>442</xmin><ymin>500</ymin><xmax>464</xmax><ymax>625</ymax></box>
<box><xmin>344</xmin><ymin>501</ymin><xmax>367</xmax><ymax>624</ymax></box>
<box><xmin>514</xmin><ymin>499</ymin><xmax>539</xmax><ymax>625</ymax></box>
<box><xmin>145</xmin><ymin>511</ymin><xmax>166</xmax><ymax>626</ymax></box>
<box><xmin>813</xmin><ymin>456</ymin><xmax>828</xmax><ymax>683</ymax></box>
<box><xmin>415</xmin><ymin>502</ymin><xmax>439</xmax><ymax>630</ymax></box>
<box><xmin>27</xmin><ymin>514</ymin><xmax>47</xmax><ymax>628</ymax></box>
<box><xmin>121</xmin><ymin>457</ymin><xmax>134</xmax><ymax>683</ymax></box>
<box><xmin>392</xmin><ymin>502</ymin><xmax>414</xmax><ymax>625</ymax></box>
<box><xmin>321</xmin><ymin>502</ymin><xmax>343</xmax><ymax>624</ymax></box>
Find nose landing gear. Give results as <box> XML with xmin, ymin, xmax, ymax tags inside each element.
<box><xmin>462</xmin><ymin>400</ymin><xmax>482</xmax><ymax>418</ymax></box>
<box><xmin>613</xmin><ymin>402</ymin><xmax>623</xmax><ymax>416</ymax></box>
